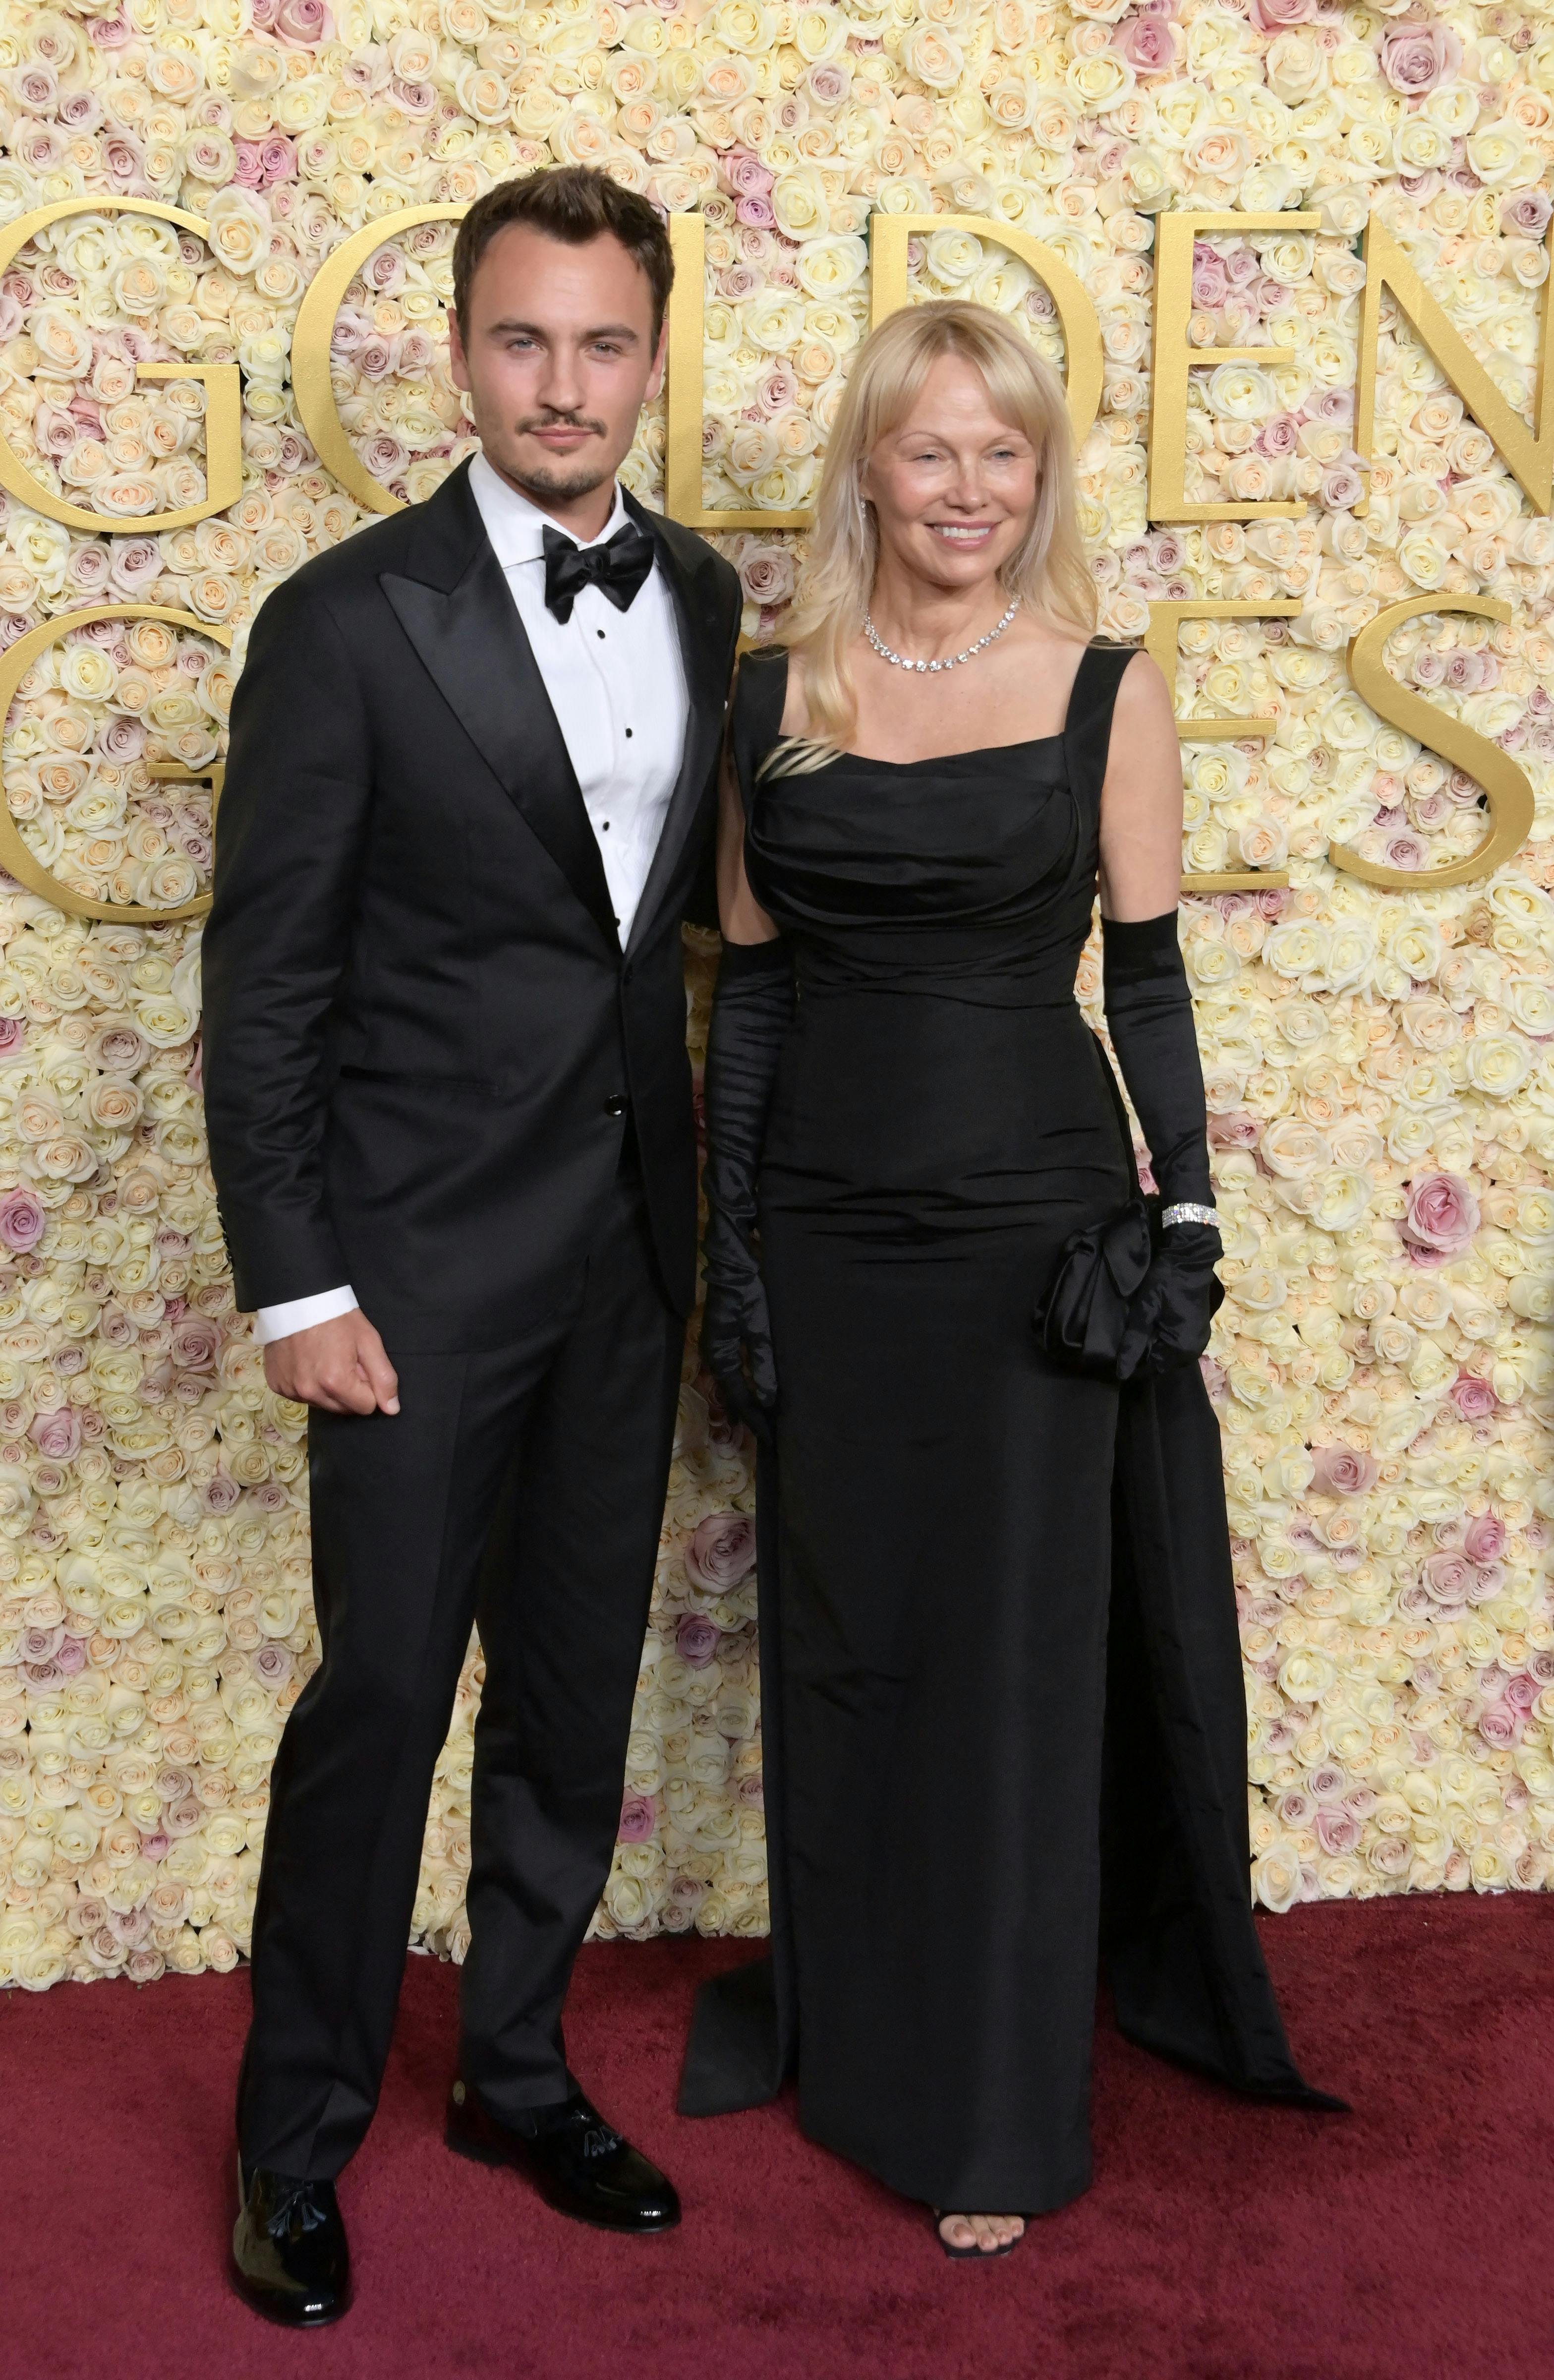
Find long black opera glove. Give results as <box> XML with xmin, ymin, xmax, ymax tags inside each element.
<box><xmin>700</xmin><ymin>938</ymin><xmax>795</xmax><ymax>1437</ymax></box>
<box><xmin>1039</xmin><ymin>910</ymin><xmax>1223</xmax><ymax>1381</ymax></box>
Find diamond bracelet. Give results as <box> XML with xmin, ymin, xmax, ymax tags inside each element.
<box><xmin>1161</xmin><ymin>1202</ymin><xmax>1220</xmax><ymax>1232</ymax></box>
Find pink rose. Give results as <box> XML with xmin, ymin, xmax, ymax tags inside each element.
<box><xmin>232</xmin><ymin>138</ymin><xmax>266</xmax><ymax>187</ymax></box>
<box><xmin>109</xmin><ymin>536</ymin><xmax>162</xmax><ymax>593</ymax></box>
<box><xmin>618</xmin><ymin>1793</ymin><xmax>657</xmax><ymax>1843</ymax></box>
<box><xmin>0</xmin><ymin>1188</ymin><xmax>45</xmax><ymax>1253</ymax></box>
<box><xmin>1382</xmin><ymin>829</ymin><xmax>1429</xmax><ymax>871</ymax></box>
<box><xmin>1315</xmin><ymin>1805</ymin><xmax>1361</xmax><ymax>1856</ymax></box>
<box><xmin>252</xmin><ymin>1642</ymin><xmax>294</xmax><ymax>1689</ymax></box>
<box><xmin>1504</xmin><ymin>189</ymin><xmax>1553</xmax><ymax>238</ymax></box>
<box><xmin>1463</xmin><ymin>1513</ymin><xmax>1506</xmax><ymax>1565</ymax></box>
<box><xmin>30</xmin><ymin>1407</ymin><xmax>81</xmax><ymax>1461</ymax></box>
<box><xmin>1258</xmin><ymin>413</ymin><xmax>1301</xmax><ymax>458</ymax></box>
<box><xmin>1479</xmin><ymin>1703</ymin><xmax>1522</xmax><ymax>1750</ymax></box>
<box><xmin>1401</xmin><ymin>1172</ymin><xmax>1480</xmax><ymax>1256</ymax></box>
<box><xmin>1450</xmin><ymin>1373</ymin><xmax>1497</xmax><ymax>1422</ymax></box>
<box><xmin>1423</xmin><ymin>1550</ymin><xmax>1472</xmax><ymax>1606</ymax></box>
<box><xmin>202</xmin><ymin>1472</ymin><xmax>241</xmax><ymax>1514</ymax></box>
<box><xmin>1248</xmin><ymin>0</ymin><xmax>1315</xmax><ymax>24</ymax></box>
<box><xmin>274</xmin><ymin>0</ymin><xmax>332</xmax><ymax>41</ymax></box>
<box><xmin>725</xmin><ymin>150</ymin><xmax>773</xmax><ymax>197</ymax></box>
<box><xmin>1444</xmin><ymin>651</ymin><xmax>1488</xmax><ymax>694</ymax></box>
<box><xmin>685</xmin><ymin>1512</ymin><xmax>756</xmax><ymax>1592</ymax></box>
<box><xmin>1312</xmin><ymin>1443</ymin><xmax>1379</xmax><ymax>1496</ymax></box>
<box><xmin>355</xmin><ymin>335</ymin><xmax>399</xmax><ymax>381</ymax></box>
<box><xmin>260</xmin><ymin>134</ymin><xmax>297</xmax><ymax>181</ymax></box>
<box><xmin>1207</xmin><ymin>1109</ymin><xmax>1261</xmax><ymax>1148</ymax></box>
<box><xmin>676</xmin><ymin>1612</ymin><xmax>720</xmax><ymax>1668</ymax></box>
<box><xmin>364</xmin><ymin>432</ymin><xmax>407</xmax><ymax>481</ymax></box>
<box><xmin>0</xmin><ymin>1018</ymin><xmax>24</xmax><ymax>1058</ymax></box>
<box><xmin>1192</xmin><ymin>243</ymin><xmax>1230</xmax><ymax>308</ymax></box>
<box><xmin>1111</xmin><ymin>11</ymin><xmax>1177</xmax><ymax>70</ymax></box>
<box><xmin>170</xmin><ymin>1315</ymin><xmax>220</xmax><ymax>1371</ymax></box>
<box><xmin>363</xmin><ymin>246</ymin><xmax>406</xmax><ymax>295</ymax></box>
<box><xmin>1380</xmin><ymin>20</ymin><xmax>1463</xmax><ymax>96</ymax></box>
<box><xmin>736</xmin><ymin>543</ymin><xmax>796</xmax><ymax>607</ymax></box>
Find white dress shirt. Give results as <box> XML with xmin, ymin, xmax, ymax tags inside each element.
<box><xmin>253</xmin><ymin>453</ymin><xmax>690</xmax><ymax>1348</ymax></box>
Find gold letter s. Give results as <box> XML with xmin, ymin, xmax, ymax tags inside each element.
<box><xmin>1334</xmin><ymin>594</ymin><xmax>1534</xmax><ymax>889</ymax></box>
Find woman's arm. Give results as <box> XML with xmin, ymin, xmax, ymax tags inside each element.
<box><xmin>716</xmin><ymin>730</ymin><xmax>782</xmax><ymax>945</ymax></box>
<box><xmin>1096</xmin><ymin>652</ymin><xmax>1184</xmax><ymax>922</ymax></box>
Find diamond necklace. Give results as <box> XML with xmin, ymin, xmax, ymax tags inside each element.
<box><xmin>863</xmin><ymin>595</ymin><xmax>1020</xmax><ymax>674</ymax></box>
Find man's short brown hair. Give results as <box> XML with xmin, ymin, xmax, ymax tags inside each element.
<box><xmin>452</xmin><ymin>167</ymin><xmax>675</xmax><ymax>339</ymax></box>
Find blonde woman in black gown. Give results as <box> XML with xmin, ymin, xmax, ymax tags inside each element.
<box><xmin>680</xmin><ymin>301</ymin><xmax>1339</xmax><ymax>2257</ymax></box>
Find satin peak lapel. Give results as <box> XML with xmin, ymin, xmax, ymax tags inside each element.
<box><xmin>380</xmin><ymin>535</ymin><xmax>618</xmax><ymax>949</ymax></box>
<box><xmin>625</xmin><ymin>500</ymin><xmax>727</xmax><ymax>955</ymax></box>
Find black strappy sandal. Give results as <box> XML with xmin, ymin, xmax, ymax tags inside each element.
<box><xmin>932</xmin><ymin>2210</ymin><xmax>1027</xmax><ymax>2260</ymax></box>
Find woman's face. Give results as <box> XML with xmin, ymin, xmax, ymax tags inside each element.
<box><xmin>861</xmin><ymin>354</ymin><xmax>1039</xmax><ymax>595</ymax></box>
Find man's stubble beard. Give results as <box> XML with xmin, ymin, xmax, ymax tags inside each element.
<box><xmin>510</xmin><ymin>456</ymin><xmax>613</xmax><ymax>505</ymax></box>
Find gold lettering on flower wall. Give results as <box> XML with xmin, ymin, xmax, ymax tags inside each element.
<box><xmin>2</xmin><ymin>197</ymin><xmax>1549</xmax><ymax>904</ymax></box>
<box><xmin>0</xmin><ymin>201</ymin><xmax>243</xmax><ymax>536</ymax></box>
<box><xmin>0</xmin><ymin>606</ymin><xmax>230</xmax><ymax>926</ymax></box>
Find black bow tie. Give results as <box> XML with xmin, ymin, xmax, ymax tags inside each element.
<box><xmin>541</xmin><ymin>521</ymin><xmax>654</xmax><ymax>624</ymax></box>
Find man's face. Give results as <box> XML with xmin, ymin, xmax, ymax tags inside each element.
<box><xmin>448</xmin><ymin>224</ymin><xmax>666</xmax><ymax>524</ymax></box>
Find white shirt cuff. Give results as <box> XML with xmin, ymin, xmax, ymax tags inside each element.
<box><xmin>253</xmin><ymin>1286</ymin><xmax>360</xmax><ymax>1345</ymax></box>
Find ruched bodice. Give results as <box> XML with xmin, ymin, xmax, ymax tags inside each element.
<box><xmin>728</xmin><ymin>643</ymin><xmax>1133</xmax><ymax>1225</ymax></box>
<box><xmin>745</xmin><ymin>738</ymin><xmax>1092</xmax><ymax>1001</ymax></box>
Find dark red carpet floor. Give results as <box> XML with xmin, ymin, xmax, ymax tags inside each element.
<box><xmin>3</xmin><ymin>1897</ymin><xmax>1552</xmax><ymax>2380</ymax></box>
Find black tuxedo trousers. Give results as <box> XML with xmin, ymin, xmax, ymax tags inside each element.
<box><xmin>238</xmin><ymin>1149</ymin><xmax>682</xmax><ymax>2178</ymax></box>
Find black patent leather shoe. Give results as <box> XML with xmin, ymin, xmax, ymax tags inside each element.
<box><xmin>230</xmin><ymin>2157</ymin><xmax>351</xmax><ymax>2326</ymax></box>
<box><xmin>445</xmin><ymin>2079</ymin><xmax>680</xmax><ymax>2234</ymax></box>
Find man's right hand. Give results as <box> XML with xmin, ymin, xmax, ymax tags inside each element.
<box><xmin>264</xmin><ymin>1310</ymin><xmax>401</xmax><ymax>1416</ymax></box>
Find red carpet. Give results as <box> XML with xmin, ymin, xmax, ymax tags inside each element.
<box><xmin>2</xmin><ymin>1897</ymin><xmax>1551</xmax><ymax>2380</ymax></box>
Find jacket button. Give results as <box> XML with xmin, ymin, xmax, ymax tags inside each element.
<box><xmin>603</xmin><ymin>1094</ymin><xmax>628</xmax><ymax>1117</ymax></box>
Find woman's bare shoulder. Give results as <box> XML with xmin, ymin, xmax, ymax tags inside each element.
<box><xmin>1110</xmin><ymin>645</ymin><xmax>1174</xmax><ymax>728</ymax></box>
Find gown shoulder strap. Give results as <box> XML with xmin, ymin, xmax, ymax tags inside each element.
<box><xmin>1061</xmin><ymin>639</ymin><xmax>1141</xmax><ymax>821</ymax></box>
<box><xmin>728</xmin><ymin>645</ymin><xmax>791</xmax><ymax>822</ymax></box>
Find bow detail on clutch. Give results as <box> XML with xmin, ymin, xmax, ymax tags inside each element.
<box><xmin>1035</xmin><ymin>1194</ymin><xmax>1223</xmax><ymax>1383</ymax></box>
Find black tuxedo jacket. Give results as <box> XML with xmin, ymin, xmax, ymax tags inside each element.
<box><xmin>202</xmin><ymin>458</ymin><xmax>742</xmax><ymax>1352</ymax></box>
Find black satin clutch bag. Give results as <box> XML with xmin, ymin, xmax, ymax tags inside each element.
<box><xmin>1035</xmin><ymin>1193</ymin><xmax>1224</xmax><ymax>1383</ymax></box>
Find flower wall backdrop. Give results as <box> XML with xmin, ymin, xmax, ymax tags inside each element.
<box><xmin>1</xmin><ymin>0</ymin><xmax>1553</xmax><ymax>1991</ymax></box>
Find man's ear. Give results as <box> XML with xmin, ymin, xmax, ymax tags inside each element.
<box><xmin>448</xmin><ymin>307</ymin><xmax>469</xmax><ymax>391</ymax></box>
<box><xmin>644</xmin><ymin>314</ymin><xmax>669</xmax><ymax>404</ymax></box>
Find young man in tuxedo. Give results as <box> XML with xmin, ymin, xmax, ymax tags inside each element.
<box><xmin>202</xmin><ymin>166</ymin><xmax>741</xmax><ymax>2325</ymax></box>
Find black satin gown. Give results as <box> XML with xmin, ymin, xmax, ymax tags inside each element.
<box><xmin>680</xmin><ymin>642</ymin><xmax>1335</xmax><ymax>2214</ymax></box>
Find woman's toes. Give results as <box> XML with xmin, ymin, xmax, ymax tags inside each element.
<box><xmin>938</xmin><ymin>2211</ymin><xmax>1026</xmax><ymax>2253</ymax></box>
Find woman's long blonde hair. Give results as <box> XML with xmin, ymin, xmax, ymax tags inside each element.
<box><xmin>769</xmin><ymin>299</ymin><xmax>1096</xmax><ymax>773</ymax></box>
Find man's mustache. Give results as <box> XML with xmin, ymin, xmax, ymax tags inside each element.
<box><xmin>517</xmin><ymin>411</ymin><xmax>608</xmax><ymax>436</ymax></box>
